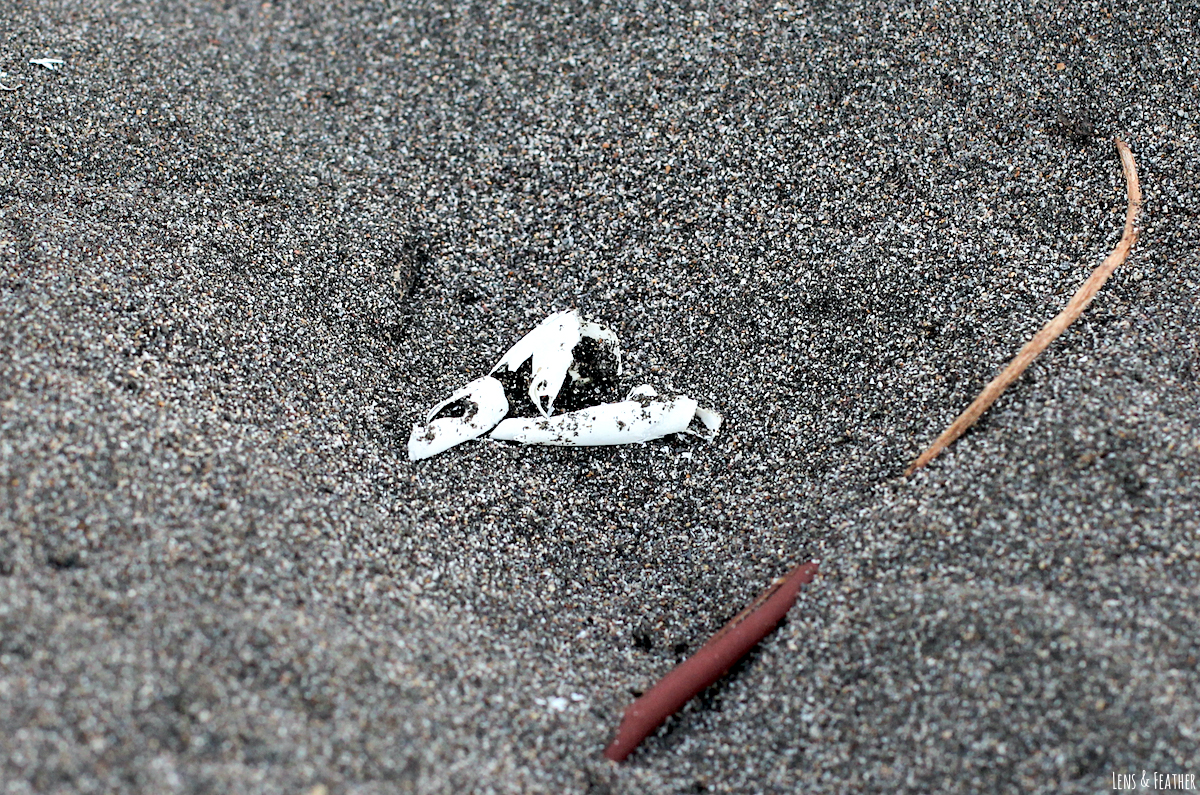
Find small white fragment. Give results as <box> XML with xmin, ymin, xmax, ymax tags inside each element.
<box><xmin>627</xmin><ymin>384</ymin><xmax>657</xmax><ymax>400</ymax></box>
<box><xmin>30</xmin><ymin>58</ymin><xmax>65</xmax><ymax>71</ymax></box>
<box><xmin>408</xmin><ymin>376</ymin><xmax>508</xmax><ymax>460</ymax></box>
<box><xmin>492</xmin><ymin>310</ymin><xmax>579</xmax><ymax>417</ymax></box>
<box><xmin>491</xmin><ymin>310</ymin><xmax>620</xmax><ymax>417</ymax></box>
<box><xmin>569</xmin><ymin>692</ymin><xmax>585</xmax><ymax>702</ymax></box>
<box><xmin>0</xmin><ymin>71</ymin><xmax>18</xmax><ymax>91</ymax></box>
<box><xmin>572</xmin><ymin>320</ymin><xmax>622</xmax><ymax>382</ymax></box>
<box><xmin>490</xmin><ymin>385</ymin><xmax>697</xmax><ymax>446</ymax></box>
<box><xmin>685</xmin><ymin>405</ymin><xmax>724</xmax><ymax>440</ymax></box>
<box><xmin>547</xmin><ymin>696</ymin><xmax>569</xmax><ymax>712</ymax></box>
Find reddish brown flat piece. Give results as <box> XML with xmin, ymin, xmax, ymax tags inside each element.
<box><xmin>604</xmin><ymin>561</ymin><xmax>819</xmax><ymax>762</ymax></box>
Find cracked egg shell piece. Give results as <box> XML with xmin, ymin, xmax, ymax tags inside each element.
<box><xmin>490</xmin><ymin>310</ymin><xmax>621</xmax><ymax>417</ymax></box>
<box><xmin>689</xmin><ymin>406</ymin><xmax>723</xmax><ymax>439</ymax></box>
<box><xmin>490</xmin><ymin>309</ymin><xmax>579</xmax><ymax>417</ymax></box>
<box><xmin>490</xmin><ymin>389</ymin><xmax>699</xmax><ymax>446</ymax></box>
<box><xmin>573</xmin><ymin>320</ymin><xmax>622</xmax><ymax>380</ymax></box>
<box><xmin>408</xmin><ymin>376</ymin><xmax>509</xmax><ymax>460</ymax></box>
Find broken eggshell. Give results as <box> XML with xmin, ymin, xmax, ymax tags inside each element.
<box><xmin>407</xmin><ymin>376</ymin><xmax>509</xmax><ymax>461</ymax></box>
<box><xmin>490</xmin><ymin>385</ymin><xmax>706</xmax><ymax>446</ymax></box>
<box><xmin>409</xmin><ymin>311</ymin><xmax>718</xmax><ymax>459</ymax></box>
<box><xmin>490</xmin><ymin>310</ymin><xmax>621</xmax><ymax>417</ymax></box>
<box><xmin>687</xmin><ymin>406</ymin><xmax>723</xmax><ymax>440</ymax></box>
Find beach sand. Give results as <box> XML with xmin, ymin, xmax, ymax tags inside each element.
<box><xmin>2</xmin><ymin>1</ymin><xmax>1198</xmax><ymax>791</ymax></box>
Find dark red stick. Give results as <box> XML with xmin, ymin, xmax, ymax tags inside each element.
<box><xmin>603</xmin><ymin>561</ymin><xmax>819</xmax><ymax>762</ymax></box>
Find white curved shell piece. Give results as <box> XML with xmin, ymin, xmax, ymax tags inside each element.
<box><xmin>574</xmin><ymin>320</ymin><xmax>622</xmax><ymax>381</ymax></box>
<box><xmin>688</xmin><ymin>406</ymin><xmax>723</xmax><ymax>440</ymax></box>
<box><xmin>490</xmin><ymin>310</ymin><xmax>579</xmax><ymax>417</ymax></box>
<box><xmin>489</xmin><ymin>310</ymin><xmax>621</xmax><ymax>417</ymax></box>
<box><xmin>407</xmin><ymin>376</ymin><xmax>509</xmax><ymax>460</ymax></box>
<box><xmin>489</xmin><ymin>385</ymin><xmax>698</xmax><ymax>447</ymax></box>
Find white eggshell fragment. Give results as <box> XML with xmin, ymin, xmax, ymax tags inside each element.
<box><xmin>572</xmin><ymin>320</ymin><xmax>622</xmax><ymax>382</ymax></box>
<box><xmin>490</xmin><ymin>385</ymin><xmax>697</xmax><ymax>446</ymax></box>
<box><xmin>490</xmin><ymin>310</ymin><xmax>621</xmax><ymax>417</ymax></box>
<box><xmin>410</xmin><ymin>311</ymin><xmax>716</xmax><ymax>459</ymax></box>
<box><xmin>687</xmin><ymin>406</ymin><xmax>724</xmax><ymax>440</ymax></box>
<box><xmin>408</xmin><ymin>376</ymin><xmax>509</xmax><ymax>460</ymax></box>
<box><xmin>491</xmin><ymin>310</ymin><xmax>580</xmax><ymax>417</ymax></box>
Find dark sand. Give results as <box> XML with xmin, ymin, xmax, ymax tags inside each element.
<box><xmin>2</xmin><ymin>1</ymin><xmax>1198</xmax><ymax>792</ymax></box>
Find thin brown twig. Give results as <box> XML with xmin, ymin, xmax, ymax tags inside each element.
<box><xmin>905</xmin><ymin>138</ymin><xmax>1143</xmax><ymax>477</ymax></box>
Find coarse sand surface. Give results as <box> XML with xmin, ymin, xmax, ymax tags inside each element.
<box><xmin>2</xmin><ymin>1</ymin><xmax>1198</xmax><ymax>792</ymax></box>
